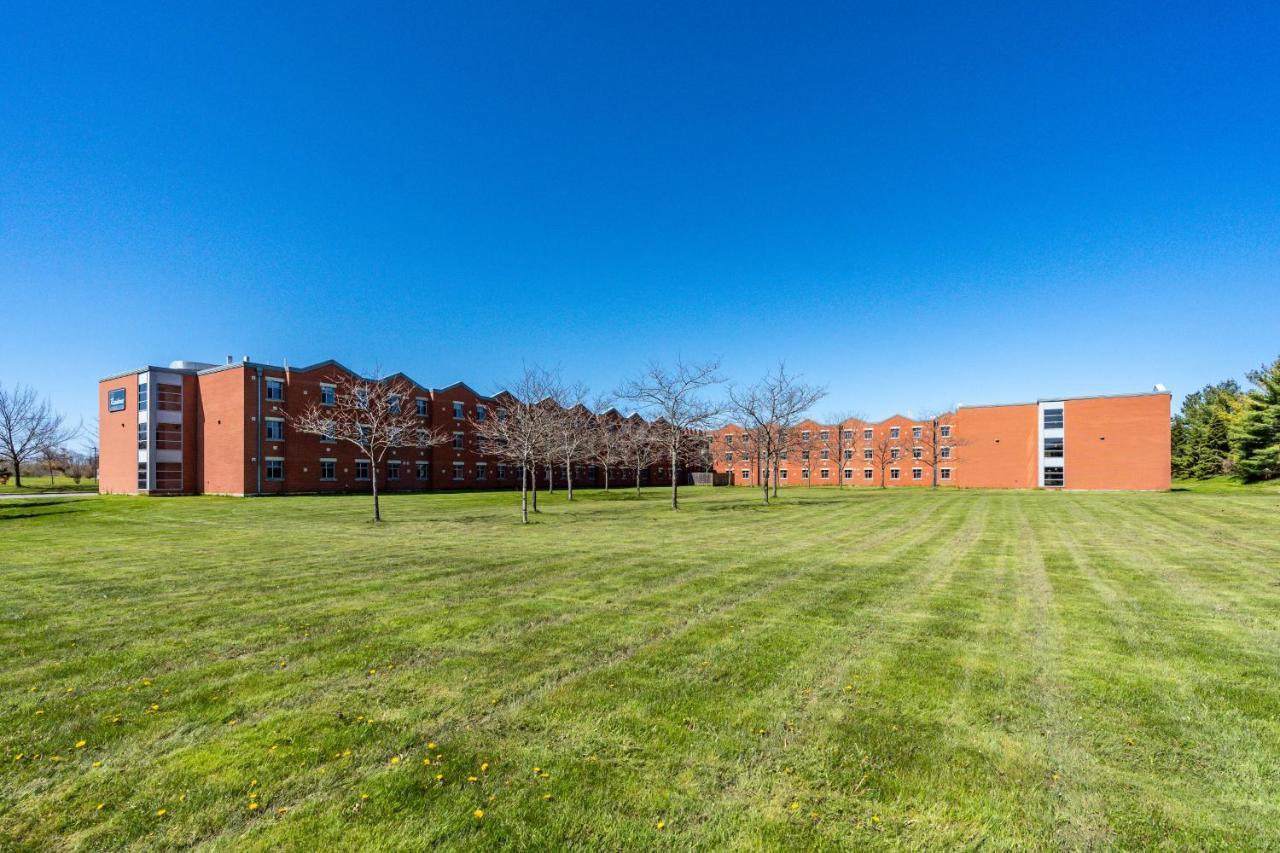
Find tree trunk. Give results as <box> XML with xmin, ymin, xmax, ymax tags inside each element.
<box><xmin>772</xmin><ymin>456</ymin><xmax>780</xmax><ymax>498</ymax></box>
<box><xmin>565</xmin><ymin>457</ymin><xmax>574</xmax><ymax>501</ymax></box>
<box><xmin>759</xmin><ymin>447</ymin><xmax>769</xmax><ymax>505</ymax></box>
<box><xmin>520</xmin><ymin>458</ymin><xmax>529</xmax><ymax>523</ymax></box>
<box><xmin>370</xmin><ymin>457</ymin><xmax>381</xmax><ymax>521</ymax></box>
<box><xmin>13</xmin><ymin>463</ymin><xmax>21</xmax><ymax>488</ymax></box>
<box><xmin>669</xmin><ymin>445</ymin><xmax>679</xmax><ymax>510</ymax></box>
<box><xmin>530</xmin><ymin>462</ymin><xmax>539</xmax><ymax>512</ymax></box>
<box><xmin>603</xmin><ymin>465</ymin><xmax>610</xmax><ymax>491</ymax></box>
<box><xmin>635</xmin><ymin>463</ymin><xmax>642</xmax><ymax>496</ymax></box>
<box><xmin>546</xmin><ymin>464</ymin><xmax>554</xmax><ymax>494</ymax></box>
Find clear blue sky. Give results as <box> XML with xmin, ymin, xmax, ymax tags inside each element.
<box><xmin>3</xmin><ymin>1</ymin><xmax>1278</xmax><ymax>430</ymax></box>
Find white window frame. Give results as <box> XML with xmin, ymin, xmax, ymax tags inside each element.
<box><xmin>912</xmin><ymin>467</ymin><xmax>922</xmax><ymax>480</ymax></box>
<box><xmin>265</xmin><ymin>457</ymin><xmax>285</xmax><ymax>481</ymax></box>
<box><xmin>355</xmin><ymin>459</ymin><xmax>371</xmax><ymax>480</ymax></box>
<box><xmin>320</xmin><ymin>384</ymin><xmax>337</xmax><ymax>406</ymax></box>
<box><xmin>452</xmin><ymin>462</ymin><xmax>465</xmax><ymax>481</ymax></box>
<box><xmin>940</xmin><ymin>425</ymin><xmax>951</xmax><ymax>438</ymax></box>
<box><xmin>319</xmin><ymin>458</ymin><xmax>337</xmax><ymax>481</ymax></box>
<box><xmin>940</xmin><ymin>467</ymin><xmax>952</xmax><ymax>481</ymax></box>
<box><xmin>265</xmin><ymin>417</ymin><xmax>285</xmax><ymax>440</ymax></box>
<box><xmin>416</xmin><ymin>397</ymin><xmax>429</xmax><ymax>416</ymax></box>
<box><xmin>890</xmin><ymin>468</ymin><xmax>900</xmax><ymax>480</ymax></box>
<box><xmin>265</xmin><ymin>378</ymin><xmax>285</xmax><ymax>401</ymax></box>
<box><xmin>452</xmin><ymin>401</ymin><xmax>465</xmax><ymax>420</ymax></box>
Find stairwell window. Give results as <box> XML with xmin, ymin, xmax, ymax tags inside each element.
<box><xmin>156</xmin><ymin>422</ymin><xmax>182</xmax><ymax>451</ymax></box>
<box><xmin>1044</xmin><ymin>437</ymin><xmax>1064</xmax><ymax>458</ymax></box>
<box><xmin>1044</xmin><ymin>466</ymin><xmax>1064</xmax><ymax>487</ymax></box>
<box><xmin>157</xmin><ymin>383</ymin><xmax>182</xmax><ymax>412</ymax></box>
<box><xmin>1044</xmin><ymin>408</ymin><xmax>1064</xmax><ymax>429</ymax></box>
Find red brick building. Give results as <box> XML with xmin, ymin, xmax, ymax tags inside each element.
<box><xmin>99</xmin><ymin>358</ymin><xmax>674</xmax><ymax>496</ymax></box>
<box><xmin>709</xmin><ymin>390</ymin><xmax>1171</xmax><ymax>491</ymax></box>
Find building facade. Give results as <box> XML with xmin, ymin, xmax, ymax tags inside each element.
<box><xmin>99</xmin><ymin>358</ymin><xmax>676</xmax><ymax>496</ymax></box>
<box><xmin>708</xmin><ymin>390</ymin><xmax>1171</xmax><ymax>491</ymax></box>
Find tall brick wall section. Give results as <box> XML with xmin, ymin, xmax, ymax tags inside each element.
<box><xmin>1064</xmin><ymin>394</ymin><xmax>1170</xmax><ymax>490</ymax></box>
<box><xmin>952</xmin><ymin>404</ymin><xmax>1038</xmax><ymax>489</ymax></box>
<box><xmin>196</xmin><ymin>367</ymin><xmax>250</xmax><ymax>495</ymax></box>
<box><xmin>98</xmin><ymin>374</ymin><xmax>140</xmax><ymax>494</ymax></box>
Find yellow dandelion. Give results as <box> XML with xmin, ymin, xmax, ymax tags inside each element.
<box><xmin>276</xmin><ymin>807</ymin><xmax>288</xmax><ymax>814</ymax></box>
<box><xmin>75</xmin><ymin>740</ymin><xmax>87</xmax><ymax>748</ymax></box>
<box><xmin>871</xmin><ymin>815</ymin><xmax>881</xmax><ymax>824</ymax></box>
<box><xmin>360</xmin><ymin>793</ymin><xmax>369</xmax><ymax>800</ymax></box>
<box><xmin>35</xmin><ymin>709</ymin><xmax>44</xmax><ymax>716</ymax></box>
<box><xmin>92</xmin><ymin>760</ymin><xmax>103</xmax><ymax>767</ymax></box>
<box><xmin>390</xmin><ymin>756</ymin><xmax>401</xmax><ymax>765</ymax></box>
<box><xmin>228</xmin><ymin>719</ymin><xmax>238</xmax><ymax>726</ymax></box>
<box><xmin>656</xmin><ymin>820</ymin><xmax>666</xmax><ymax>830</ymax></box>
<box><xmin>435</xmin><ymin>773</ymin><xmax>444</xmax><ymax>781</ymax></box>
<box><xmin>249</xmin><ymin>792</ymin><xmax>257</xmax><ymax>800</ymax></box>
<box><xmin>543</xmin><ymin>793</ymin><xmax>553</xmax><ymax>801</ymax></box>
<box><xmin>248</xmin><ymin>802</ymin><xmax>259</xmax><ymax>811</ymax></box>
<box><xmin>790</xmin><ymin>802</ymin><xmax>800</xmax><ymax>811</ymax></box>
<box><xmin>467</xmin><ymin>775</ymin><xmax>478</xmax><ymax>783</ymax></box>
<box><xmin>96</xmin><ymin>803</ymin><xmax>105</xmax><ymax>811</ymax></box>
<box><xmin>150</xmin><ymin>704</ymin><xmax>159</xmax><ymax>711</ymax></box>
<box><xmin>480</xmin><ymin>762</ymin><xmax>489</xmax><ymax>772</ymax></box>
<box><xmin>14</xmin><ymin>753</ymin><xmax>23</xmax><ymax>761</ymax></box>
<box><xmin>156</xmin><ymin>808</ymin><xmax>167</xmax><ymax>817</ymax></box>
<box><xmin>250</xmin><ymin>779</ymin><xmax>258</xmax><ymax>786</ymax></box>
<box><xmin>422</xmin><ymin>757</ymin><xmax>431</xmax><ymax>765</ymax></box>
<box><xmin>368</xmin><ymin>668</ymin><xmax>377</xmax><ymax>675</ymax></box>
<box><xmin>142</xmin><ymin>678</ymin><xmax>152</xmax><ymax>686</ymax></box>
<box><xmin>269</xmin><ymin>745</ymin><xmax>278</xmax><ymax>752</ymax></box>
<box><xmin>532</xmin><ymin>766</ymin><xmax>540</xmax><ymax>774</ymax></box>
<box><xmin>179</xmin><ymin>793</ymin><xmax>187</xmax><ymax>802</ymax></box>
<box><xmin>427</xmin><ymin>741</ymin><xmax>437</xmax><ymax>750</ymax></box>
<box><xmin>473</xmin><ymin>808</ymin><xmax>484</xmax><ymax>819</ymax></box>
<box><xmin>342</xmin><ymin>749</ymin><xmax>351</xmax><ymax>757</ymax></box>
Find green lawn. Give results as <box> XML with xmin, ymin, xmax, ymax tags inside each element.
<box><xmin>3</xmin><ymin>486</ymin><xmax>1279</xmax><ymax>850</ymax></box>
<box><xmin>0</xmin><ymin>475</ymin><xmax>97</xmax><ymax>495</ymax></box>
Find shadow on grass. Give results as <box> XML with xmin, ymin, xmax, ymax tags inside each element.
<box><xmin>0</xmin><ymin>502</ymin><xmax>88</xmax><ymax>522</ymax></box>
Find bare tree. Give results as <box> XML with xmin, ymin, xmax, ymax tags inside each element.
<box><xmin>618</xmin><ymin>418</ymin><xmax>662</xmax><ymax>496</ymax></box>
<box><xmin>473</xmin><ymin>366</ymin><xmax>561</xmax><ymax>523</ymax></box>
<box><xmin>826</xmin><ymin>412</ymin><xmax>864</xmax><ymax>488</ymax></box>
<box><xmin>727</xmin><ymin>364</ymin><xmax>825</xmax><ymax>500</ymax></box>
<box><xmin>587</xmin><ymin>399</ymin><xmax>626</xmax><ymax>491</ymax></box>
<box><xmin>867</xmin><ymin>426</ymin><xmax>900</xmax><ymax>488</ymax></box>
<box><xmin>619</xmin><ymin>359</ymin><xmax>725</xmax><ymax>509</ymax></box>
<box><xmin>791</xmin><ymin>422</ymin><xmax>826</xmax><ymax>488</ymax></box>
<box><xmin>0</xmin><ymin>383</ymin><xmax>79</xmax><ymax>489</ymax></box>
<box><xmin>549</xmin><ymin>384</ymin><xmax>593</xmax><ymax>501</ymax></box>
<box><xmin>769</xmin><ymin>368</ymin><xmax>827</xmax><ymax>498</ymax></box>
<box><xmin>291</xmin><ymin>374</ymin><xmax>447</xmax><ymax>522</ymax></box>
<box><xmin>914</xmin><ymin>410</ymin><xmax>965</xmax><ymax>487</ymax></box>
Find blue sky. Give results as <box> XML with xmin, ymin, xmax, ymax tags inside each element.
<box><xmin>3</xmin><ymin>1</ymin><xmax>1278</xmax><ymax>430</ymax></box>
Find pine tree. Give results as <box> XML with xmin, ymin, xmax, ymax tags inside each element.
<box><xmin>1230</xmin><ymin>356</ymin><xmax>1280</xmax><ymax>482</ymax></box>
<box><xmin>1171</xmin><ymin>382</ymin><xmax>1241</xmax><ymax>479</ymax></box>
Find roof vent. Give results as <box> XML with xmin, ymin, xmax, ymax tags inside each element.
<box><xmin>1153</xmin><ymin>383</ymin><xmax>1168</xmax><ymax>393</ymax></box>
<box><xmin>226</xmin><ymin>355</ymin><xmax>233</xmax><ymax>364</ymax></box>
<box><xmin>243</xmin><ymin>355</ymin><xmax>251</xmax><ymax>363</ymax></box>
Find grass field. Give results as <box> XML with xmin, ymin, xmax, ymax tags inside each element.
<box><xmin>3</xmin><ymin>486</ymin><xmax>1279</xmax><ymax>850</ymax></box>
<box><xmin>0</xmin><ymin>475</ymin><xmax>97</xmax><ymax>495</ymax></box>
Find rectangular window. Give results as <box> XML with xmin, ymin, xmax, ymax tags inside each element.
<box><xmin>321</xmin><ymin>421</ymin><xmax>336</xmax><ymax>442</ymax></box>
<box><xmin>355</xmin><ymin>459</ymin><xmax>370</xmax><ymax>480</ymax></box>
<box><xmin>1044</xmin><ymin>437</ymin><xmax>1064</xmax><ymax>458</ymax></box>
<box><xmin>497</xmin><ymin>464</ymin><xmax>508</xmax><ymax>479</ymax></box>
<box><xmin>779</xmin><ymin>451</ymin><xmax>788</xmax><ymax>460</ymax></box>
<box><xmin>320</xmin><ymin>384</ymin><xmax>336</xmax><ymax>406</ymax></box>
<box><xmin>801</xmin><ymin>468</ymin><xmax>810</xmax><ymax>479</ymax></box>
<box><xmin>801</xmin><ymin>430</ymin><xmax>810</xmax><ymax>441</ymax></box>
<box><xmin>1044</xmin><ymin>408</ymin><xmax>1064</xmax><ymax>429</ymax></box>
<box><xmin>137</xmin><ymin>382</ymin><xmax>149</xmax><ymax>410</ymax></box>
<box><xmin>801</xmin><ymin>450</ymin><xmax>810</xmax><ymax>460</ymax></box>
<box><xmin>820</xmin><ymin>468</ymin><xmax>830</xmax><ymax>479</ymax></box>
<box><xmin>387</xmin><ymin>461</ymin><xmax>400</xmax><ymax>480</ymax></box>
<box><xmin>912</xmin><ymin>447</ymin><xmax>922</xmax><ymax>459</ymax></box>
<box><xmin>415</xmin><ymin>428</ymin><xmax>429</xmax><ymax>447</ymax></box>
<box><xmin>389</xmin><ymin>427</ymin><xmax>402</xmax><ymax>447</ymax></box>
<box><xmin>890</xmin><ymin>448</ymin><xmax>900</xmax><ymax>460</ymax></box>
<box><xmin>156</xmin><ymin>383</ymin><xmax>182</xmax><ymax>412</ymax></box>
<box><xmin>453</xmin><ymin>431</ymin><xmax>464</xmax><ymax>450</ymax></box>
<box><xmin>940</xmin><ymin>446</ymin><xmax>951</xmax><ymax>459</ymax></box>
<box><xmin>356</xmin><ymin>388</ymin><xmax>369</xmax><ymax>409</ymax></box>
<box><xmin>725</xmin><ymin>452</ymin><xmax>733</xmax><ymax>462</ymax></box>
<box><xmin>476</xmin><ymin>405</ymin><xmax>487</xmax><ymax>422</ymax></box>
<box><xmin>820</xmin><ymin>449</ymin><xmax>829</xmax><ymax>460</ymax></box>
<box><xmin>266</xmin><ymin>378</ymin><xmax>284</xmax><ymax>401</ymax></box>
<box><xmin>863</xmin><ymin>428</ymin><xmax>873</xmax><ymax>440</ymax></box>
<box><xmin>890</xmin><ymin>468</ymin><xmax>900</xmax><ymax>480</ymax></box>
<box><xmin>320</xmin><ymin>459</ymin><xmax>336</xmax><ymax>481</ymax></box>
<box><xmin>154</xmin><ymin>462</ymin><xmax>182</xmax><ymax>491</ymax></box>
<box><xmin>842</xmin><ymin>429</ymin><xmax>853</xmax><ymax>440</ymax></box>
<box><xmin>452</xmin><ymin>462</ymin><xmax>465</xmax><ymax>481</ymax></box>
<box><xmin>780</xmin><ymin>469</ymin><xmax>789</xmax><ymax>480</ymax></box>
<box><xmin>416</xmin><ymin>397</ymin><xmax>428</xmax><ymax>416</ymax></box>
<box><xmin>108</xmin><ymin>388</ymin><xmax>127</xmax><ymax>412</ymax></box>
<box><xmin>265</xmin><ymin>418</ymin><xmax>285</xmax><ymax>440</ymax></box>
<box><xmin>741</xmin><ymin>469</ymin><xmax>750</xmax><ymax>480</ymax></box>
<box><xmin>416</xmin><ymin>461</ymin><xmax>429</xmax><ymax>480</ymax></box>
<box><xmin>912</xmin><ymin>468</ymin><xmax>922</xmax><ymax>480</ymax></box>
<box><xmin>843</xmin><ymin>449</ymin><xmax>853</xmax><ymax>460</ymax></box>
<box><xmin>819</xmin><ymin>430</ymin><xmax>829</xmax><ymax>441</ymax></box>
<box><xmin>912</xmin><ymin>426</ymin><xmax>922</xmax><ymax>439</ymax></box>
<box><xmin>725</xmin><ymin>435</ymin><xmax>733</xmax><ymax>445</ymax></box>
<box><xmin>940</xmin><ymin>425</ymin><xmax>951</xmax><ymax>438</ymax></box>
<box><xmin>863</xmin><ymin>449</ymin><xmax>873</xmax><ymax>460</ymax></box>
<box><xmin>889</xmin><ymin>426</ymin><xmax>900</xmax><ymax>439</ymax></box>
<box><xmin>388</xmin><ymin>395</ymin><xmax>401</xmax><ymax>414</ymax></box>
<box><xmin>940</xmin><ymin>468</ymin><xmax>952</xmax><ymax>481</ymax></box>
<box><xmin>137</xmin><ymin>462</ymin><xmax>148</xmax><ymax>489</ymax></box>
<box><xmin>137</xmin><ymin>422</ymin><xmax>148</xmax><ymax>450</ymax></box>
<box><xmin>1044</xmin><ymin>466</ymin><xmax>1064</xmax><ymax>487</ymax></box>
<box><xmin>265</xmin><ymin>458</ymin><xmax>284</xmax><ymax>480</ymax></box>
<box><xmin>476</xmin><ymin>462</ymin><xmax>488</xmax><ymax>480</ymax></box>
<box><xmin>864</xmin><ymin>468</ymin><xmax>873</xmax><ymax>480</ymax></box>
<box><xmin>155</xmin><ymin>422</ymin><xmax>182</xmax><ymax>451</ymax></box>
<box><xmin>452</xmin><ymin>401</ymin><xmax>464</xmax><ymax>420</ymax></box>
<box><xmin>843</xmin><ymin>468</ymin><xmax>854</xmax><ymax>480</ymax></box>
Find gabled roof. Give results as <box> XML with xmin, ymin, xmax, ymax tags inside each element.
<box><xmin>433</xmin><ymin>380</ymin><xmax>495</xmax><ymax>401</ymax></box>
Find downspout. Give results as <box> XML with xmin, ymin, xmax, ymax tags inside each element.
<box><xmin>255</xmin><ymin>366</ymin><xmax>263</xmax><ymax>495</ymax></box>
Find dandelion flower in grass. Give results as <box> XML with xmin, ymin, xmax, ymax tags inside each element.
<box><xmin>532</xmin><ymin>767</ymin><xmax>540</xmax><ymax>774</ymax></box>
<box><xmin>156</xmin><ymin>808</ymin><xmax>167</xmax><ymax>817</ymax></box>
<box><xmin>35</xmin><ymin>709</ymin><xmax>44</xmax><ymax>716</ymax></box>
<box><xmin>427</xmin><ymin>741</ymin><xmax>437</xmax><ymax>750</ymax></box>
<box><xmin>96</xmin><ymin>803</ymin><xmax>105</xmax><ymax>811</ymax></box>
<box><xmin>390</xmin><ymin>756</ymin><xmax>400</xmax><ymax>765</ymax></box>
<box><xmin>656</xmin><ymin>821</ymin><xmax>666</xmax><ymax>830</ymax></box>
<box><xmin>480</xmin><ymin>762</ymin><xmax>489</xmax><ymax>772</ymax></box>
<box><xmin>75</xmin><ymin>740</ymin><xmax>87</xmax><ymax>748</ymax></box>
<box><xmin>435</xmin><ymin>774</ymin><xmax>444</xmax><ymax>781</ymax></box>
<box><xmin>467</xmin><ymin>775</ymin><xmax>478</xmax><ymax>783</ymax></box>
<box><xmin>360</xmin><ymin>793</ymin><xmax>369</xmax><ymax>801</ymax></box>
<box><xmin>14</xmin><ymin>753</ymin><xmax>23</xmax><ymax>761</ymax></box>
<box><xmin>422</xmin><ymin>757</ymin><xmax>431</xmax><ymax>766</ymax></box>
<box><xmin>473</xmin><ymin>809</ymin><xmax>485</xmax><ymax>819</ymax></box>
<box><xmin>276</xmin><ymin>807</ymin><xmax>288</xmax><ymax>814</ymax></box>
<box><xmin>543</xmin><ymin>793</ymin><xmax>552</xmax><ymax>801</ymax></box>
<box><xmin>248</xmin><ymin>802</ymin><xmax>259</xmax><ymax>811</ymax></box>
<box><xmin>92</xmin><ymin>761</ymin><xmax>103</xmax><ymax>768</ymax></box>
<box><xmin>150</xmin><ymin>704</ymin><xmax>160</xmax><ymax>711</ymax></box>
<box><xmin>789</xmin><ymin>802</ymin><xmax>800</xmax><ymax>811</ymax></box>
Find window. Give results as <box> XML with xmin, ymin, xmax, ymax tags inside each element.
<box><xmin>779</xmin><ymin>451</ymin><xmax>788</xmax><ymax>460</ymax></box>
<box><xmin>452</xmin><ymin>462</ymin><xmax>465</xmax><ymax>481</ymax></box>
<box><xmin>912</xmin><ymin>426</ymin><xmax>922</xmax><ymax>439</ymax></box>
<box><xmin>820</xmin><ymin>449</ymin><xmax>829</xmax><ymax>460</ymax></box>
<box><xmin>1044</xmin><ymin>466</ymin><xmax>1064</xmax><ymax>487</ymax></box>
<box><xmin>389</xmin><ymin>427</ymin><xmax>403</xmax><ymax>447</ymax></box>
<box><xmin>265</xmin><ymin>458</ymin><xmax>284</xmax><ymax>480</ymax></box>
<box><xmin>940</xmin><ymin>468</ymin><xmax>952</xmax><ymax>481</ymax></box>
<box><xmin>453</xmin><ymin>431</ymin><xmax>464</xmax><ymax>450</ymax></box>
<box><xmin>940</xmin><ymin>446</ymin><xmax>951</xmax><ymax>459</ymax></box>
<box><xmin>320</xmin><ymin>459</ymin><xmax>336</xmax><ymax>480</ymax></box>
<box><xmin>740</xmin><ymin>433</ymin><xmax>749</xmax><ymax>442</ymax></box>
<box><xmin>802</xmin><ymin>468</ymin><xmax>810</xmax><ymax>479</ymax></box>
<box><xmin>863</xmin><ymin>428</ymin><xmax>873</xmax><ymax>440</ymax></box>
<box><xmin>801</xmin><ymin>450</ymin><xmax>810</xmax><ymax>460</ymax></box>
<box><xmin>890</xmin><ymin>448</ymin><xmax>900</xmax><ymax>460</ymax></box>
<box><xmin>476</xmin><ymin>462</ymin><xmax>488</xmax><ymax>480</ymax></box>
<box><xmin>137</xmin><ymin>422</ymin><xmax>148</xmax><ymax>450</ymax></box>
<box><xmin>265</xmin><ymin>418</ymin><xmax>285</xmax><ymax>440</ymax></box>
<box><xmin>780</xmin><ymin>469</ymin><xmax>789</xmax><ymax>481</ymax></box>
<box><xmin>801</xmin><ymin>430</ymin><xmax>810</xmax><ymax>441</ymax></box>
<box><xmin>890</xmin><ymin>468</ymin><xmax>900</xmax><ymax>480</ymax></box>
<box><xmin>355</xmin><ymin>388</ymin><xmax>368</xmax><ymax>409</ymax></box>
<box><xmin>321</xmin><ymin>384</ymin><xmax>336</xmax><ymax>406</ymax></box>
<box><xmin>940</xmin><ymin>425</ymin><xmax>951</xmax><ymax>438</ymax></box>
<box><xmin>889</xmin><ymin>426</ymin><xmax>900</xmax><ymax>439</ymax></box>
<box><xmin>355</xmin><ymin>460</ymin><xmax>370</xmax><ymax>480</ymax></box>
<box><xmin>819</xmin><ymin>430</ymin><xmax>829</xmax><ymax>441</ymax></box>
<box><xmin>156</xmin><ymin>383</ymin><xmax>182</xmax><ymax>412</ymax></box>
<box><xmin>496</xmin><ymin>464</ymin><xmax>508</xmax><ymax>479</ymax></box>
<box><xmin>1044</xmin><ymin>437</ymin><xmax>1064</xmax><ymax>458</ymax></box>
<box><xmin>725</xmin><ymin>434</ymin><xmax>734</xmax><ymax>445</ymax></box>
<box><xmin>912</xmin><ymin>468</ymin><xmax>922</xmax><ymax>480</ymax></box>
<box><xmin>108</xmin><ymin>388</ymin><xmax>127</xmax><ymax>412</ymax></box>
<box><xmin>387</xmin><ymin>461</ymin><xmax>400</xmax><ymax>480</ymax></box>
<box><xmin>452</xmin><ymin>401</ymin><xmax>464</xmax><ymax>420</ymax></box>
<box><xmin>912</xmin><ymin>447</ymin><xmax>922</xmax><ymax>459</ymax></box>
<box><xmin>843</xmin><ymin>449</ymin><xmax>853</xmax><ymax>460</ymax></box>
<box><xmin>476</xmin><ymin>404</ymin><xmax>488</xmax><ymax>422</ymax></box>
<box><xmin>357</xmin><ymin>424</ymin><xmax>371</xmax><ymax>446</ymax></box>
<box><xmin>155</xmin><ymin>422</ymin><xmax>182</xmax><ymax>451</ymax></box>
<box><xmin>863</xmin><ymin>449</ymin><xmax>873</xmax><ymax>461</ymax></box>
<box><xmin>388</xmin><ymin>395</ymin><xmax>401</xmax><ymax>414</ymax></box>
<box><xmin>741</xmin><ymin>469</ymin><xmax>750</xmax><ymax>480</ymax></box>
<box><xmin>864</xmin><ymin>468</ymin><xmax>873</xmax><ymax>480</ymax></box>
<box><xmin>1044</xmin><ymin>408</ymin><xmax>1064</xmax><ymax>429</ymax></box>
<box><xmin>266</xmin><ymin>378</ymin><xmax>284</xmax><ymax>401</ymax></box>
<box><xmin>842</xmin><ymin>430</ymin><xmax>853</xmax><ymax>440</ymax></box>
<box><xmin>820</xmin><ymin>468</ymin><xmax>830</xmax><ymax>479</ymax></box>
<box><xmin>416</xmin><ymin>461</ymin><xmax>429</xmax><ymax>480</ymax></box>
<box><xmin>321</xmin><ymin>421</ymin><xmax>336</xmax><ymax>442</ymax></box>
<box><xmin>154</xmin><ymin>462</ymin><xmax>182</xmax><ymax>491</ymax></box>
<box><xmin>843</xmin><ymin>468</ymin><xmax>854</xmax><ymax>480</ymax></box>
<box><xmin>416</xmin><ymin>397</ymin><xmax>428</xmax><ymax>416</ymax></box>
<box><xmin>725</xmin><ymin>452</ymin><xmax>734</xmax><ymax>462</ymax></box>
<box><xmin>137</xmin><ymin>462</ymin><xmax>148</xmax><ymax>489</ymax></box>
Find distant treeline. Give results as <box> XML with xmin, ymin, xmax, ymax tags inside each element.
<box><xmin>1171</xmin><ymin>355</ymin><xmax>1280</xmax><ymax>482</ymax></box>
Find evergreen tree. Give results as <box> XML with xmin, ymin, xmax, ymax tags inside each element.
<box><xmin>1230</xmin><ymin>356</ymin><xmax>1280</xmax><ymax>482</ymax></box>
<box><xmin>1171</xmin><ymin>381</ymin><xmax>1241</xmax><ymax>479</ymax></box>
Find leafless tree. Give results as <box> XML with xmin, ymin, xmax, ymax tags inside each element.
<box><xmin>291</xmin><ymin>373</ymin><xmax>447</xmax><ymax>522</ymax></box>
<box><xmin>913</xmin><ymin>410</ymin><xmax>965</xmax><ymax>487</ymax></box>
<box><xmin>867</xmin><ymin>426</ymin><xmax>900</xmax><ymax>488</ymax></box>
<box><xmin>790</xmin><ymin>422</ymin><xmax>828</xmax><ymax>488</ymax></box>
<box><xmin>727</xmin><ymin>364</ymin><xmax>825</xmax><ymax>503</ymax></box>
<box><xmin>618</xmin><ymin>418</ymin><xmax>663</xmax><ymax>496</ymax></box>
<box><xmin>587</xmin><ymin>399</ymin><xmax>626</xmax><ymax>490</ymax></box>
<box><xmin>473</xmin><ymin>366</ymin><xmax>561</xmax><ymax>523</ymax></box>
<box><xmin>549</xmin><ymin>383</ymin><xmax>593</xmax><ymax>501</ymax></box>
<box><xmin>826</xmin><ymin>412</ymin><xmax>864</xmax><ymax>488</ymax></box>
<box><xmin>619</xmin><ymin>359</ymin><xmax>725</xmax><ymax>509</ymax></box>
<box><xmin>0</xmin><ymin>383</ymin><xmax>80</xmax><ymax>488</ymax></box>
